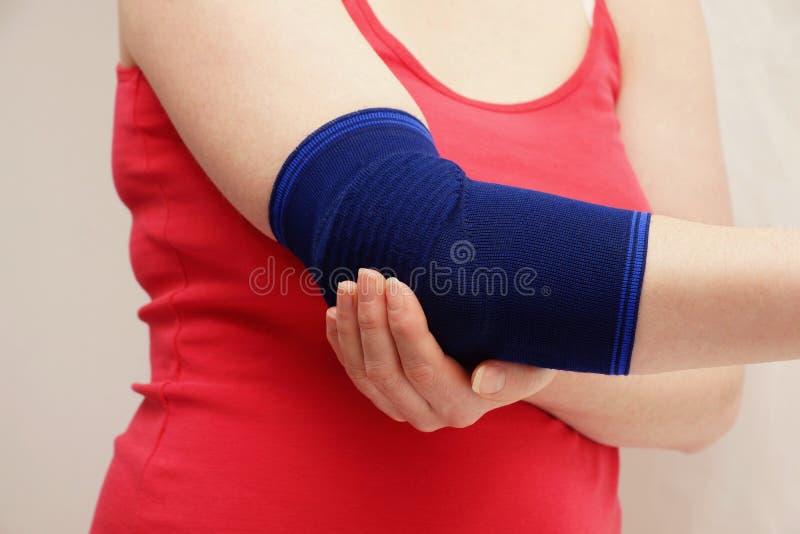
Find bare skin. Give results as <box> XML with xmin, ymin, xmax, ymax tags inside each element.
<box><xmin>119</xmin><ymin>0</ymin><xmax>800</xmax><ymax>448</ymax></box>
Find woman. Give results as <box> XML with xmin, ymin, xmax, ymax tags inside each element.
<box><xmin>92</xmin><ymin>0</ymin><xmax>771</xmax><ymax>531</ymax></box>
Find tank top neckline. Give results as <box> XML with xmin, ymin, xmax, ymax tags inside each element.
<box><xmin>351</xmin><ymin>0</ymin><xmax>607</xmax><ymax>113</ymax></box>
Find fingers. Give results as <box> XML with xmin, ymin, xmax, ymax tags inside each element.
<box><xmin>471</xmin><ymin>361</ymin><xmax>557</xmax><ymax>402</ymax></box>
<box><xmin>325</xmin><ymin>307</ymin><xmax>343</xmax><ymax>362</ymax></box>
<box><xmin>385</xmin><ymin>276</ymin><xmax>556</xmax><ymax>410</ymax></box>
<box><xmin>356</xmin><ymin>269</ymin><xmax>435</xmax><ymax>423</ymax></box>
<box><xmin>384</xmin><ymin>277</ymin><xmax>490</xmax><ymax>426</ymax></box>
<box><xmin>330</xmin><ymin>282</ymin><xmax>405</xmax><ymax>422</ymax></box>
<box><xmin>325</xmin><ymin>273</ymin><xmax>558</xmax><ymax>432</ymax></box>
<box><xmin>333</xmin><ymin>281</ymin><xmax>366</xmax><ymax>378</ymax></box>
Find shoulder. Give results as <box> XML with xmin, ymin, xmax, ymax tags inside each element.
<box><xmin>116</xmin><ymin>0</ymin><xmax>371</xmax><ymax>69</ymax></box>
<box><xmin>605</xmin><ymin>0</ymin><xmax>709</xmax><ymax>62</ymax></box>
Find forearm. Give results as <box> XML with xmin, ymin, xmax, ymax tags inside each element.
<box><xmin>527</xmin><ymin>366</ymin><xmax>743</xmax><ymax>451</ymax></box>
<box><xmin>271</xmin><ymin>109</ymin><xmax>799</xmax><ymax>375</ymax></box>
<box><xmin>631</xmin><ymin>217</ymin><xmax>800</xmax><ymax>373</ymax></box>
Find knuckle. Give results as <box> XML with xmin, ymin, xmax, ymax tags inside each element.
<box><xmin>342</xmin><ymin>363</ymin><xmax>369</xmax><ymax>383</ymax></box>
<box><xmin>364</xmin><ymin>363</ymin><xmax>399</xmax><ymax>388</ymax></box>
<box><xmin>403</xmin><ymin>360</ymin><xmax>437</xmax><ymax>387</ymax></box>
<box><xmin>412</xmin><ymin>420</ymin><xmax>441</xmax><ymax>433</ymax></box>
<box><xmin>436</xmin><ymin>400</ymin><xmax>481</xmax><ymax>429</ymax></box>
<box><xmin>358</xmin><ymin>307</ymin><xmax>383</xmax><ymax>331</ymax></box>
<box><xmin>335</xmin><ymin>317</ymin><xmax>359</xmax><ymax>336</ymax></box>
<box><xmin>437</xmin><ymin>403</ymin><xmax>462</xmax><ymax>425</ymax></box>
<box><xmin>389</xmin><ymin>313</ymin><xmax>417</xmax><ymax>338</ymax></box>
<box><xmin>448</xmin><ymin>412</ymin><xmax>480</xmax><ymax>429</ymax></box>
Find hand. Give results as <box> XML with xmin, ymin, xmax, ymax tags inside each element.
<box><xmin>325</xmin><ymin>268</ymin><xmax>557</xmax><ymax>432</ymax></box>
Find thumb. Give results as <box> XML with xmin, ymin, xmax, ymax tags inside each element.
<box><xmin>471</xmin><ymin>360</ymin><xmax>557</xmax><ymax>401</ymax></box>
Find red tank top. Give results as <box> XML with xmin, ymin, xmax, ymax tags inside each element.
<box><xmin>92</xmin><ymin>1</ymin><xmax>649</xmax><ymax>532</ymax></box>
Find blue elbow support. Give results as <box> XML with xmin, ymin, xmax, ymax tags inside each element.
<box><xmin>269</xmin><ymin>109</ymin><xmax>651</xmax><ymax>375</ymax></box>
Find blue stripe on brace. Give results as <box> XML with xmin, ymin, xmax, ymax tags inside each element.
<box><xmin>269</xmin><ymin>109</ymin><xmax>434</xmax><ymax>246</ymax></box>
<box><xmin>610</xmin><ymin>211</ymin><xmax>640</xmax><ymax>375</ymax></box>
<box><xmin>617</xmin><ymin>212</ymin><xmax>651</xmax><ymax>375</ymax></box>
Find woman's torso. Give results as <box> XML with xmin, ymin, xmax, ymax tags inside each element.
<box><xmin>92</xmin><ymin>1</ymin><xmax>648</xmax><ymax>532</ymax></box>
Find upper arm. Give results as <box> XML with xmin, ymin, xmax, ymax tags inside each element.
<box><xmin>598</xmin><ymin>0</ymin><xmax>742</xmax><ymax>445</ymax></box>
<box><xmin>608</xmin><ymin>0</ymin><xmax>733</xmax><ymax>225</ymax></box>
<box><xmin>118</xmin><ymin>0</ymin><xmax>422</xmax><ymax>236</ymax></box>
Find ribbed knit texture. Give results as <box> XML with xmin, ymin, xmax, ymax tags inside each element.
<box><xmin>269</xmin><ymin>109</ymin><xmax>651</xmax><ymax>374</ymax></box>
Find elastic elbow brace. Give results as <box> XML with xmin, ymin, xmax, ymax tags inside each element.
<box><xmin>269</xmin><ymin>109</ymin><xmax>650</xmax><ymax>374</ymax></box>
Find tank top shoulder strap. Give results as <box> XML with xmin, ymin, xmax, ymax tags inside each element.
<box><xmin>590</xmin><ymin>0</ymin><xmax>623</xmax><ymax>99</ymax></box>
<box><xmin>343</xmin><ymin>0</ymin><xmax>623</xmax><ymax>106</ymax></box>
<box><xmin>343</xmin><ymin>0</ymin><xmax>413</xmax><ymax>71</ymax></box>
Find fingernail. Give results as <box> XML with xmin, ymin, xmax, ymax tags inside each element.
<box><xmin>337</xmin><ymin>281</ymin><xmax>356</xmax><ymax>311</ymax></box>
<box><xmin>358</xmin><ymin>269</ymin><xmax>379</xmax><ymax>302</ymax></box>
<box><xmin>385</xmin><ymin>277</ymin><xmax>403</xmax><ymax>311</ymax></box>
<box><xmin>325</xmin><ymin>308</ymin><xmax>338</xmax><ymax>336</ymax></box>
<box><xmin>472</xmin><ymin>365</ymin><xmax>506</xmax><ymax>395</ymax></box>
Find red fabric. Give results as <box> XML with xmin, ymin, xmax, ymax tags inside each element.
<box><xmin>91</xmin><ymin>1</ymin><xmax>648</xmax><ymax>532</ymax></box>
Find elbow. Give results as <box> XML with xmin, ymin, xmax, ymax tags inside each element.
<box><xmin>677</xmin><ymin>366</ymin><xmax>745</xmax><ymax>454</ymax></box>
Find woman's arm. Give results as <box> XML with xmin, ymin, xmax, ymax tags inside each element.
<box><xmin>527</xmin><ymin>0</ymin><xmax>746</xmax><ymax>450</ymax></box>
<box><xmin>613</xmin><ymin>0</ymin><xmax>799</xmax><ymax>375</ymax></box>
<box><xmin>633</xmin><ymin>220</ymin><xmax>799</xmax><ymax>373</ymax></box>
<box><xmin>118</xmin><ymin>0</ymin><xmax>423</xmax><ymax>236</ymax></box>
<box><xmin>125</xmin><ymin>1</ymin><xmax>797</xmax><ymax>378</ymax></box>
